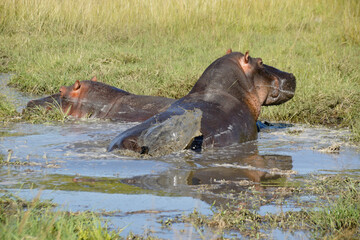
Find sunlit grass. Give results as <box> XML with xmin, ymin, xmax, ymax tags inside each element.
<box><xmin>0</xmin><ymin>193</ymin><xmax>122</xmax><ymax>240</ymax></box>
<box><xmin>1</xmin><ymin>0</ymin><xmax>358</xmax><ymax>44</ymax></box>
<box><xmin>0</xmin><ymin>94</ymin><xmax>18</xmax><ymax>122</ymax></box>
<box><xmin>309</xmin><ymin>178</ymin><xmax>360</xmax><ymax>238</ymax></box>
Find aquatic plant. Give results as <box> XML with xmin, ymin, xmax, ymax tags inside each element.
<box><xmin>181</xmin><ymin>175</ymin><xmax>360</xmax><ymax>239</ymax></box>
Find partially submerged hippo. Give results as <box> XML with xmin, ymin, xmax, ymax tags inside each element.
<box><xmin>25</xmin><ymin>77</ymin><xmax>175</xmax><ymax>122</ymax></box>
<box><xmin>25</xmin><ymin>93</ymin><xmax>61</xmax><ymax>110</ymax></box>
<box><xmin>108</xmin><ymin>51</ymin><xmax>296</xmax><ymax>155</ymax></box>
<box><xmin>25</xmin><ymin>49</ymin><xmax>235</xmax><ymax>122</ymax></box>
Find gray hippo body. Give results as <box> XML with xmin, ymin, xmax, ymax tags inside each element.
<box><xmin>108</xmin><ymin>51</ymin><xmax>296</xmax><ymax>155</ymax></box>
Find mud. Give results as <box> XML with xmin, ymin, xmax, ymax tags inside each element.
<box><xmin>137</xmin><ymin>108</ymin><xmax>202</xmax><ymax>156</ymax></box>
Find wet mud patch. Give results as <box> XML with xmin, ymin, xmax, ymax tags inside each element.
<box><xmin>137</xmin><ymin>108</ymin><xmax>202</xmax><ymax>156</ymax></box>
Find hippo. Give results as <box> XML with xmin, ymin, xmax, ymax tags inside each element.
<box><xmin>108</xmin><ymin>51</ymin><xmax>296</xmax><ymax>155</ymax></box>
<box><xmin>25</xmin><ymin>50</ymin><xmax>236</xmax><ymax>122</ymax></box>
<box><xmin>25</xmin><ymin>76</ymin><xmax>175</xmax><ymax>122</ymax></box>
<box><xmin>25</xmin><ymin>93</ymin><xmax>61</xmax><ymax>110</ymax></box>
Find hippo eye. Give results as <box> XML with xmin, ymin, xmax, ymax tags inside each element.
<box><xmin>258</xmin><ymin>60</ymin><xmax>263</xmax><ymax>67</ymax></box>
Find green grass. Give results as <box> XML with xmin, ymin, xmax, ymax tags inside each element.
<box><xmin>309</xmin><ymin>180</ymin><xmax>360</xmax><ymax>238</ymax></box>
<box><xmin>0</xmin><ymin>0</ymin><xmax>359</xmax><ymax>139</ymax></box>
<box><xmin>0</xmin><ymin>94</ymin><xmax>18</xmax><ymax>122</ymax></box>
<box><xmin>21</xmin><ymin>102</ymin><xmax>70</xmax><ymax>124</ymax></box>
<box><xmin>0</xmin><ymin>193</ymin><xmax>122</xmax><ymax>240</ymax></box>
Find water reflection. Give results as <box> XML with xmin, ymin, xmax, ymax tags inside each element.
<box><xmin>116</xmin><ymin>142</ymin><xmax>294</xmax><ymax>206</ymax></box>
<box><xmin>1</xmin><ymin>141</ymin><xmax>293</xmax><ymax>204</ymax></box>
<box><xmin>187</xmin><ymin>154</ymin><xmax>293</xmax><ymax>185</ymax></box>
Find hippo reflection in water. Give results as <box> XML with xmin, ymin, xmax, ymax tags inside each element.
<box><xmin>108</xmin><ymin>51</ymin><xmax>296</xmax><ymax>155</ymax></box>
<box><xmin>121</xmin><ymin>141</ymin><xmax>294</xmax><ymax>206</ymax></box>
<box><xmin>25</xmin><ymin>76</ymin><xmax>175</xmax><ymax>122</ymax></box>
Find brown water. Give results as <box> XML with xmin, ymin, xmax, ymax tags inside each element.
<box><xmin>1</xmin><ymin>74</ymin><xmax>359</xmax><ymax>239</ymax></box>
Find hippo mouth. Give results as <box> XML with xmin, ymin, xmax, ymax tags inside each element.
<box><xmin>265</xmin><ymin>77</ymin><xmax>296</xmax><ymax>105</ymax></box>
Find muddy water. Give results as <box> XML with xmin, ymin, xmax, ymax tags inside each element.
<box><xmin>1</xmin><ymin>74</ymin><xmax>359</xmax><ymax>239</ymax></box>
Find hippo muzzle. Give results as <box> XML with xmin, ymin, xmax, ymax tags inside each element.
<box><xmin>263</xmin><ymin>64</ymin><xmax>296</xmax><ymax>106</ymax></box>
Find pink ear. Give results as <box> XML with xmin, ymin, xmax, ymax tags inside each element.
<box><xmin>226</xmin><ymin>49</ymin><xmax>232</xmax><ymax>54</ymax></box>
<box><xmin>91</xmin><ymin>76</ymin><xmax>97</xmax><ymax>82</ymax></box>
<box><xmin>244</xmin><ymin>51</ymin><xmax>250</xmax><ymax>64</ymax></box>
<box><xmin>73</xmin><ymin>80</ymin><xmax>81</xmax><ymax>90</ymax></box>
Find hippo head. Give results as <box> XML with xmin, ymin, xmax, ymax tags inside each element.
<box><xmin>59</xmin><ymin>76</ymin><xmax>97</xmax><ymax>99</ymax></box>
<box><xmin>238</xmin><ymin>52</ymin><xmax>296</xmax><ymax>106</ymax></box>
<box><xmin>59</xmin><ymin>76</ymin><xmax>131</xmax><ymax>118</ymax></box>
<box><xmin>24</xmin><ymin>77</ymin><xmax>98</xmax><ymax>114</ymax></box>
<box><xmin>190</xmin><ymin>51</ymin><xmax>296</xmax><ymax>120</ymax></box>
<box><xmin>59</xmin><ymin>76</ymin><xmax>100</xmax><ymax>117</ymax></box>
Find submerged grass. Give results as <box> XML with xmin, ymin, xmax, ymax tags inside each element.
<box><xmin>182</xmin><ymin>175</ymin><xmax>360</xmax><ymax>239</ymax></box>
<box><xmin>0</xmin><ymin>0</ymin><xmax>359</xmax><ymax>138</ymax></box>
<box><xmin>0</xmin><ymin>173</ymin><xmax>156</xmax><ymax>195</ymax></box>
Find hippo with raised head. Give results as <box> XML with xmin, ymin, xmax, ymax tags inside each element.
<box><xmin>25</xmin><ymin>76</ymin><xmax>175</xmax><ymax>122</ymax></box>
<box><xmin>108</xmin><ymin>51</ymin><xmax>296</xmax><ymax>155</ymax></box>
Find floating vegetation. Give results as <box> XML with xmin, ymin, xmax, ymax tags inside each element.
<box><xmin>0</xmin><ymin>150</ymin><xmax>60</xmax><ymax>168</ymax></box>
<box><xmin>286</xmin><ymin>129</ymin><xmax>303</xmax><ymax>135</ymax></box>
<box><xmin>318</xmin><ymin>143</ymin><xmax>341</xmax><ymax>154</ymax></box>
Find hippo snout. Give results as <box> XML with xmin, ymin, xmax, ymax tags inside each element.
<box><xmin>275</xmin><ymin>73</ymin><xmax>296</xmax><ymax>104</ymax></box>
<box><xmin>281</xmin><ymin>72</ymin><xmax>296</xmax><ymax>92</ymax></box>
<box><xmin>263</xmin><ymin>65</ymin><xmax>296</xmax><ymax>106</ymax></box>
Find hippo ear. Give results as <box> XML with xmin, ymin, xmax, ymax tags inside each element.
<box><xmin>73</xmin><ymin>80</ymin><xmax>81</xmax><ymax>91</ymax></box>
<box><xmin>91</xmin><ymin>76</ymin><xmax>97</xmax><ymax>82</ymax></box>
<box><xmin>244</xmin><ymin>51</ymin><xmax>250</xmax><ymax>64</ymax></box>
<box><xmin>226</xmin><ymin>49</ymin><xmax>232</xmax><ymax>54</ymax></box>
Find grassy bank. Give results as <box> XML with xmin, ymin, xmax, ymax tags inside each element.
<box><xmin>0</xmin><ymin>95</ymin><xmax>18</xmax><ymax>122</ymax></box>
<box><xmin>0</xmin><ymin>0</ymin><xmax>359</xmax><ymax>139</ymax></box>
<box><xmin>0</xmin><ymin>193</ymin><xmax>122</xmax><ymax>240</ymax></box>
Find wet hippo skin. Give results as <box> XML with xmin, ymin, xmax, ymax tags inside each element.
<box><xmin>108</xmin><ymin>51</ymin><xmax>296</xmax><ymax>154</ymax></box>
<box><xmin>25</xmin><ymin>77</ymin><xmax>175</xmax><ymax>122</ymax></box>
<box><xmin>25</xmin><ymin>93</ymin><xmax>62</xmax><ymax>110</ymax></box>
